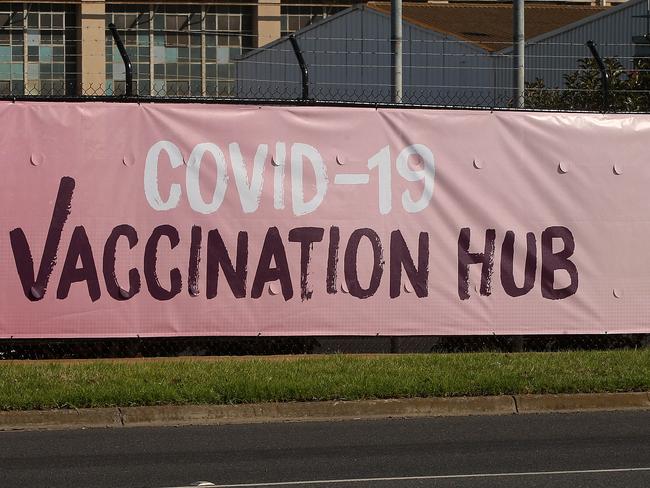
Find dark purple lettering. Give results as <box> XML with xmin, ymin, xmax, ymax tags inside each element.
<box><xmin>390</xmin><ymin>230</ymin><xmax>429</xmax><ymax>298</ymax></box>
<box><xmin>326</xmin><ymin>226</ymin><xmax>340</xmax><ymax>295</ymax></box>
<box><xmin>102</xmin><ymin>224</ymin><xmax>140</xmax><ymax>300</ymax></box>
<box><xmin>344</xmin><ymin>228</ymin><xmax>384</xmax><ymax>299</ymax></box>
<box><xmin>144</xmin><ymin>225</ymin><xmax>182</xmax><ymax>301</ymax></box>
<box><xmin>500</xmin><ymin>231</ymin><xmax>537</xmax><ymax>297</ymax></box>
<box><xmin>206</xmin><ymin>229</ymin><xmax>248</xmax><ymax>299</ymax></box>
<box><xmin>541</xmin><ymin>226</ymin><xmax>578</xmax><ymax>300</ymax></box>
<box><xmin>458</xmin><ymin>228</ymin><xmax>496</xmax><ymax>300</ymax></box>
<box><xmin>188</xmin><ymin>225</ymin><xmax>202</xmax><ymax>297</ymax></box>
<box><xmin>10</xmin><ymin>176</ymin><xmax>75</xmax><ymax>301</ymax></box>
<box><xmin>251</xmin><ymin>227</ymin><xmax>293</xmax><ymax>300</ymax></box>
<box><xmin>56</xmin><ymin>226</ymin><xmax>100</xmax><ymax>301</ymax></box>
<box><xmin>289</xmin><ymin>227</ymin><xmax>324</xmax><ymax>301</ymax></box>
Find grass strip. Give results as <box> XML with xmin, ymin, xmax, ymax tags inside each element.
<box><xmin>0</xmin><ymin>350</ymin><xmax>649</xmax><ymax>411</ymax></box>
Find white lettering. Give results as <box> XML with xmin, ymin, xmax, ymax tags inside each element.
<box><xmin>186</xmin><ymin>143</ymin><xmax>228</xmax><ymax>215</ymax></box>
<box><xmin>291</xmin><ymin>143</ymin><xmax>328</xmax><ymax>216</ymax></box>
<box><xmin>397</xmin><ymin>144</ymin><xmax>435</xmax><ymax>213</ymax></box>
<box><xmin>229</xmin><ymin>143</ymin><xmax>268</xmax><ymax>214</ymax></box>
<box><xmin>144</xmin><ymin>141</ymin><xmax>183</xmax><ymax>211</ymax></box>
<box><xmin>273</xmin><ymin>142</ymin><xmax>286</xmax><ymax>210</ymax></box>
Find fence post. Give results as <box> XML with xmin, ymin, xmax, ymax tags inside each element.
<box><xmin>289</xmin><ymin>34</ymin><xmax>310</xmax><ymax>101</ymax></box>
<box><xmin>108</xmin><ymin>23</ymin><xmax>133</xmax><ymax>97</ymax></box>
<box><xmin>391</xmin><ymin>0</ymin><xmax>403</xmax><ymax>103</ymax></box>
<box><xmin>586</xmin><ymin>40</ymin><xmax>609</xmax><ymax>113</ymax></box>
<box><xmin>513</xmin><ymin>0</ymin><xmax>525</xmax><ymax>108</ymax></box>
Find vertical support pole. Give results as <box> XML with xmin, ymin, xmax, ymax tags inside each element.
<box><xmin>255</xmin><ymin>0</ymin><xmax>281</xmax><ymax>48</ymax></box>
<box><xmin>201</xmin><ymin>6</ymin><xmax>206</xmax><ymax>97</ymax></box>
<box><xmin>108</xmin><ymin>22</ymin><xmax>133</xmax><ymax>96</ymax></box>
<box><xmin>492</xmin><ymin>54</ymin><xmax>497</xmax><ymax>108</ymax></box>
<box><xmin>391</xmin><ymin>0</ymin><xmax>402</xmax><ymax>104</ymax></box>
<box><xmin>586</xmin><ymin>40</ymin><xmax>609</xmax><ymax>113</ymax></box>
<box><xmin>79</xmin><ymin>0</ymin><xmax>107</xmax><ymax>96</ymax></box>
<box><xmin>22</xmin><ymin>5</ymin><xmax>28</xmax><ymax>95</ymax></box>
<box><xmin>149</xmin><ymin>7</ymin><xmax>155</xmax><ymax>96</ymax></box>
<box><xmin>513</xmin><ymin>0</ymin><xmax>525</xmax><ymax>108</ymax></box>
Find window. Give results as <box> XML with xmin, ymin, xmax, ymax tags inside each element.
<box><xmin>29</xmin><ymin>6</ymin><xmax>76</xmax><ymax>95</ymax></box>
<box><xmin>204</xmin><ymin>5</ymin><xmax>251</xmax><ymax>96</ymax></box>
<box><xmin>0</xmin><ymin>3</ymin><xmax>75</xmax><ymax>96</ymax></box>
<box><xmin>280</xmin><ymin>5</ymin><xmax>342</xmax><ymax>37</ymax></box>
<box><xmin>106</xmin><ymin>3</ymin><xmax>253</xmax><ymax>97</ymax></box>
<box><xmin>0</xmin><ymin>7</ymin><xmax>24</xmax><ymax>96</ymax></box>
<box><xmin>153</xmin><ymin>5</ymin><xmax>202</xmax><ymax>96</ymax></box>
<box><xmin>106</xmin><ymin>5</ymin><xmax>151</xmax><ymax>96</ymax></box>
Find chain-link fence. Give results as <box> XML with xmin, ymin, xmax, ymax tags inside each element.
<box><xmin>0</xmin><ymin>1</ymin><xmax>649</xmax><ymax>111</ymax></box>
<box><xmin>1</xmin><ymin>335</ymin><xmax>649</xmax><ymax>359</ymax></box>
<box><xmin>1</xmin><ymin>0</ymin><xmax>649</xmax><ymax>358</ymax></box>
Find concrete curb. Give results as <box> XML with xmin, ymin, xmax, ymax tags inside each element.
<box><xmin>514</xmin><ymin>391</ymin><xmax>650</xmax><ymax>413</ymax></box>
<box><xmin>1</xmin><ymin>392</ymin><xmax>648</xmax><ymax>431</ymax></box>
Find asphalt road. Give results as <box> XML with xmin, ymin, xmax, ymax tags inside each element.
<box><xmin>0</xmin><ymin>411</ymin><xmax>649</xmax><ymax>488</ymax></box>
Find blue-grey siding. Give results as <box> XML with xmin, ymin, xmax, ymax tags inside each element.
<box><xmin>237</xmin><ymin>0</ymin><xmax>647</xmax><ymax>107</ymax></box>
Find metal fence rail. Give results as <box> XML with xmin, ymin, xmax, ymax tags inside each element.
<box><xmin>0</xmin><ymin>1</ymin><xmax>649</xmax><ymax>112</ymax></box>
<box><xmin>2</xmin><ymin>1</ymin><xmax>650</xmax><ymax>358</ymax></box>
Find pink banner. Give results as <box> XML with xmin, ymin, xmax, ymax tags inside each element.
<box><xmin>1</xmin><ymin>101</ymin><xmax>648</xmax><ymax>338</ymax></box>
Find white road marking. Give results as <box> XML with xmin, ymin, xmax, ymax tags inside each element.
<box><xmin>198</xmin><ymin>467</ymin><xmax>650</xmax><ymax>487</ymax></box>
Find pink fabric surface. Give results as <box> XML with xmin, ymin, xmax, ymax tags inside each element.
<box><xmin>1</xmin><ymin>102</ymin><xmax>647</xmax><ymax>338</ymax></box>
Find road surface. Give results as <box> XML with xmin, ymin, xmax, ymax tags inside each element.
<box><xmin>1</xmin><ymin>410</ymin><xmax>649</xmax><ymax>487</ymax></box>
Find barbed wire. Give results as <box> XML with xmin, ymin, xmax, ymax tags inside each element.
<box><xmin>2</xmin><ymin>82</ymin><xmax>648</xmax><ymax>102</ymax></box>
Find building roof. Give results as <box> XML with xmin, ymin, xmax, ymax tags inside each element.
<box><xmin>368</xmin><ymin>2</ymin><xmax>608</xmax><ymax>52</ymax></box>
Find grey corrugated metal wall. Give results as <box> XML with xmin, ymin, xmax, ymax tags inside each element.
<box><xmin>236</xmin><ymin>6</ymin><xmax>495</xmax><ymax>106</ymax></box>
<box><xmin>237</xmin><ymin>0</ymin><xmax>647</xmax><ymax>107</ymax></box>
<box><xmin>496</xmin><ymin>0</ymin><xmax>649</xmax><ymax>97</ymax></box>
